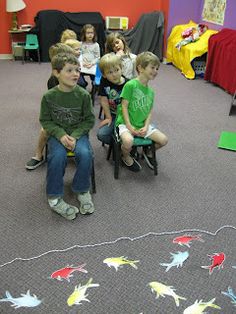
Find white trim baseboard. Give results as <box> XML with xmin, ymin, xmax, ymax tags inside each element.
<box><xmin>0</xmin><ymin>54</ymin><xmax>13</xmax><ymax>60</ymax></box>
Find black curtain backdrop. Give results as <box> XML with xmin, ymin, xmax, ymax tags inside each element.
<box><xmin>32</xmin><ymin>10</ymin><xmax>106</xmax><ymax>62</ymax></box>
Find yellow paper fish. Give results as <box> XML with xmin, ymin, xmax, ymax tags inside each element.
<box><xmin>67</xmin><ymin>278</ymin><xmax>99</xmax><ymax>307</ymax></box>
<box><xmin>103</xmin><ymin>256</ymin><xmax>139</xmax><ymax>271</ymax></box>
<box><xmin>183</xmin><ymin>298</ymin><xmax>221</xmax><ymax>313</ymax></box>
<box><xmin>149</xmin><ymin>281</ymin><xmax>186</xmax><ymax>307</ymax></box>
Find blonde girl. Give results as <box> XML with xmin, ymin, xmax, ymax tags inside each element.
<box><xmin>64</xmin><ymin>39</ymin><xmax>81</xmax><ymax>58</ymax></box>
<box><xmin>60</xmin><ymin>29</ymin><xmax>77</xmax><ymax>43</ymax></box>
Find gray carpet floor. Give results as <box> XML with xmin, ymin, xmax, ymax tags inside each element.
<box><xmin>0</xmin><ymin>60</ymin><xmax>235</xmax><ymax>313</ymax></box>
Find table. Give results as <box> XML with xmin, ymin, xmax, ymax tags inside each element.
<box><xmin>8</xmin><ymin>29</ymin><xmax>31</xmax><ymax>60</ymax></box>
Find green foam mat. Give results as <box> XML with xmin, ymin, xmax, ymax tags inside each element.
<box><xmin>218</xmin><ymin>131</ymin><xmax>236</xmax><ymax>151</ymax></box>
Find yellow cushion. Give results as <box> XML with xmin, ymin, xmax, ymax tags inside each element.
<box><xmin>166</xmin><ymin>20</ymin><xmax>218</xmax><ymax>79</ymax></box>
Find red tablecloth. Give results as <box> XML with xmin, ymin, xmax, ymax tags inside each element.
<box><xmin>204</xmin><ymin>28</ymin><xmax>236</xmax><ymax>95</ymax></box>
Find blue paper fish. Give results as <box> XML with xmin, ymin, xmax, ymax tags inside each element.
<box><xmin>222</xmin><ymin>286</ymin><xmax>236</xmax><ymax>306</ymax></box>
<box><xmin>160</xmin><ymin>251</ymin><xmax>189</xmax><ymax>272</ymax></box>
<box><xmin>0</xmin><ymin>290</ymin><xmax>42</xmax><ymax>309</ymax></box>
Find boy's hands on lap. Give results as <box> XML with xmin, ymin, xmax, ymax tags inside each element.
<box><xmin>138</xmin><ymin>126</ymin><xmax>148</xmax><ymax>137</ymax></box>
<box><xmin>127</xmin><ymin>124</ymin><xmax>139</xmax><ymax>136</ymax></box>
<box><xmin>60</xmin><ymin>135</ymin><xmax>76</xmax><ymax>151</ymax></box>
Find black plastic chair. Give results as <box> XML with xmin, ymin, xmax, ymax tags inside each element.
<box><xmin>229</xmin><ymin>91</ymin><xmax>236</xmax><ymax>116</ymax></box>
<box><xmin>107</xmin><ymin>128</ymin><xmax>158</xmax><ymax>179</ymax></box>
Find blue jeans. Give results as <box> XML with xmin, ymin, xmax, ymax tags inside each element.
<box><xmin>97</xmin><ymin>116</ymin><xmax>115</xmax><ymax>145</ymax></box>
<box><xmin>46</xmin><ymin>135</ymin><xmax>93</xmax><ymax>197</ymax></box>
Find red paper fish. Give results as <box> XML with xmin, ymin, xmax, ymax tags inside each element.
<box><xmin>201</xmin><ymin>252</ymin><xmax>225</xmax><ymax>274</ymax></box>
<box><xmin>50</xmin><ymin>264</ymin><xmax>88</xmax><ymax>281</ymax></box>
<box><xmin>173</xmin><ymin>234</ymin><xmax>204</xmax><ymax>247</ymax></box>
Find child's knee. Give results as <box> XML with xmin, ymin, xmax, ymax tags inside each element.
<box><xmin>76</xmin><ymin>146</ymin><xmax>93</xmax><ymax>160</ymax></box>
<box><xmin>49</xmin><ymin>149</ymin><xmax>67</xmax><ymax>165</ymax></box>
<box><xmin>121</xmin><ymin>137</ymin><xmax>133</xmax><ymax>150</ymax></box>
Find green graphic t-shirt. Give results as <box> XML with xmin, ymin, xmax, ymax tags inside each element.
<box><xmin>116</xmin><ymin>79</ymin><xmax>154</xmax><ymax>129</ymax></box>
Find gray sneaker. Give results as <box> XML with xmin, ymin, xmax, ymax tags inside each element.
<box><xmin>25</xmin><ymin>157</ymin><xmax>45</xmax><ymax>170</ymax></box>
<box><xmin>77</xmin><ymin>191</ymin><xmax>95</xmax><ymax>215</ymax></box>
<box><xmin>48</xmin><ymin>198</ymin><xmax>79</xmax><ymax>220</ymax></box>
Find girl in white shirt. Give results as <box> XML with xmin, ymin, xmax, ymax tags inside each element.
<box><xmin>80</xmin><ymin>24</ymin><xmax>100</xmax><ymax>77</ymax></box>
<box><xmin>105</xmin><ymin>32</ymin><xmax>136</xmax><ymax>79</ymax></box>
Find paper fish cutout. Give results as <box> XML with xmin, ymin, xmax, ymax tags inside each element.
<box><xmin>173</xmin><ymin>234</ymin><xmax>204</xmax><ymax>247</ymax></box>
<box><xmin>221</xmin><ymin>286</ymin><xmax>236</xmax><ymax>306</ymax></box>
<box><xmin>160</xmin><ymin>251</ymin><xmax>189</xmax><ymax>272</ymax></box>
<box><xmin>103</xmin><ymin>256</ymin><xmax>139</xmax><ymax>271</ymax></box>
<box><xmin>67</xmin><ymin>278</ymin><xmax>99</xmax><ymax>307</ymax></box>
<box><xmin>201</xmin><ymin>252</ymin><xmax>225</xmax><ymax>274</ymax></box>
<box><xmin>50</xmin><ymin>263</ymin><xmax>88</xmax><ymax>281</ymax></box>
<box><xmin>0</xmin><ymin>290</ymin><xmax>41</xmax><ymax>309</ymax></box>
<box><xmin>149</xmin><ymin>281</ymin><xmax>186</xmax><ymax>307</ymax></box>
<box><xmin>183</xmin><ymin>298</ymin><xmax>221</xmax><ymax>313</ymax></box>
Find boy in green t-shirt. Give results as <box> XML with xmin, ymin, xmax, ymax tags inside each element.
<box><xmin>39</xmin><ymin>53</ymin><xmax>95</xmax><ymax>220</ymax></box>
<box><xmin>116</xmin><ymin>51</ymin><xmax>168</xmax><ymax>172</ymax></box>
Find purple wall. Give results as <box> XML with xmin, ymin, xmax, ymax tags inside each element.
<box><xmin>167</xmin><ymin>0</ymin><xmax>201</xmax><ymax>36</ymax></box>
<box><xmin>167</xmin><ymin>0</ymin><xmax>236</xmax><ymax>36</ymax></box>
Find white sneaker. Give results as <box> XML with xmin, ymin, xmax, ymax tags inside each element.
<box><xmin>77</xmin><ymin>191</ymin><xmax>95</xmax><ymax>214</ymax></box>
<box><xmin>48</xmin><ymin>198</ymin><xmax>79</xmax><ymax>220</ymax></box>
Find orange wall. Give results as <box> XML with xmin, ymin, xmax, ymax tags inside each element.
<box><xmin>0</xmin><ymin>0</ymin><xmax>169</xmax><ymax>54</ymax></box>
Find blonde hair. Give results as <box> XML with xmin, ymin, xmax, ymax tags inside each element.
<box><xmin>105</xmin><ymin>32</ymin><xmax>130</xmax><ymax>54</ymax></box>
<box><xmin>60</xmin><ymin>29</ymin><xmax>77</xmax><ymax>43</ymax></box>
<box><xmin>135</xmin><ymin>51</ymin><xmax>160</xmax><ymax>73</ymax></box>
<box><xmin>99</xmin><ymin>53</ymin><xmax>122</xmax><ymax>75</ymax></box>
<box><xmin>48</xmin><ymin>43</ymin><xmax>74</xmax><ymax>60</ymax></box>
<box><xmin>64</xmin><ymin>39</ymin><xmax>81</xmax><ymax>50</ymax></box>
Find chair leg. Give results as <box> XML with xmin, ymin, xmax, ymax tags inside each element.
<box><xmin>107</xmin><ymin>138</ymin><xmax>113</xmax><ymax>160</ymax></box>
<box><xmin>151</xmin><ymin>143</ymin><xmax>158</xmax><ymax>175</ymax></box>
<box><xmin>37</xmin><ymin>49</ymin><xmax>41</xmax><ymax>64</ymax></box>
<box><xmin>91</xmin><ymin>159</ymin><xmax>96</xmax><ymax>193</ymax></box>
<box><xmin>114</xmin><ymin>141</ymin><xmax>121</xmax><ymax>179</ymax></box>
<box><xmin>22</xmin><ymin>48</ymin><xmax>25</xmax><ymax>64</ymax></box>
<box><xmin>44</xmin><ymin>144</ymin><xmax>48</xmax><ymax>162</ymax></box>
<box><xmin>229</xmin><ymin>92</ymin><xmax>236</xmax><ymax>116</ymax></box>
<box><xmin>91</xmin><ymin>84</ymin><xmax>95</xmax><ymax>105</ymax></box>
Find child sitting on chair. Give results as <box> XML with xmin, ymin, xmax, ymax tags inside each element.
<box><xmin>60</xmin><ymin>29</ymin><xmax>77</xmax><ymax>43</ymax></box>
<box><xmin>40</xmin><ymin>53</ymin><xmax>95</xmax><ymax>220</ymax></box>
<box><xmin>64</xmin><ymin>39</ymin><xmax>87</xmax><ymax>88</ymax></box>
<box><xmin>97</xmin><ymin>53</ymin><xmax>128</xmax><ymax>145</ymax></box>
<box><xmin>25</xmin><ymin>43</ymin><xmax>87</xmax><ymax>170</ymax></box>
<box><xmin>105</xmin><ymin>32</ymin><xmax>136</xmax><ymax>80</ymax></box>
<box><xmin>115</xmin><ymin>51</ymin><xmax>168</xmax><ymax>172</ymax></box>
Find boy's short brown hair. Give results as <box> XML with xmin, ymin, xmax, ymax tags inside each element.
<box><xmin>99</xmin><ymin>53</ymin><xmax>122</xmax><ymax>75</ymax></box>
<box><xmin>51</xmin><ymin>53</ymin><xmax>79</xmax><ymax>72</ymax></box>
<box><xmin>136</xmin><ymin>51</ymin><xmax>160</xmax><ymax>73</ymax></box>
<box><xmin>48</xmin><ymin>43</ymin><xmax>74</xmax><ymax>61</ymax></box>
